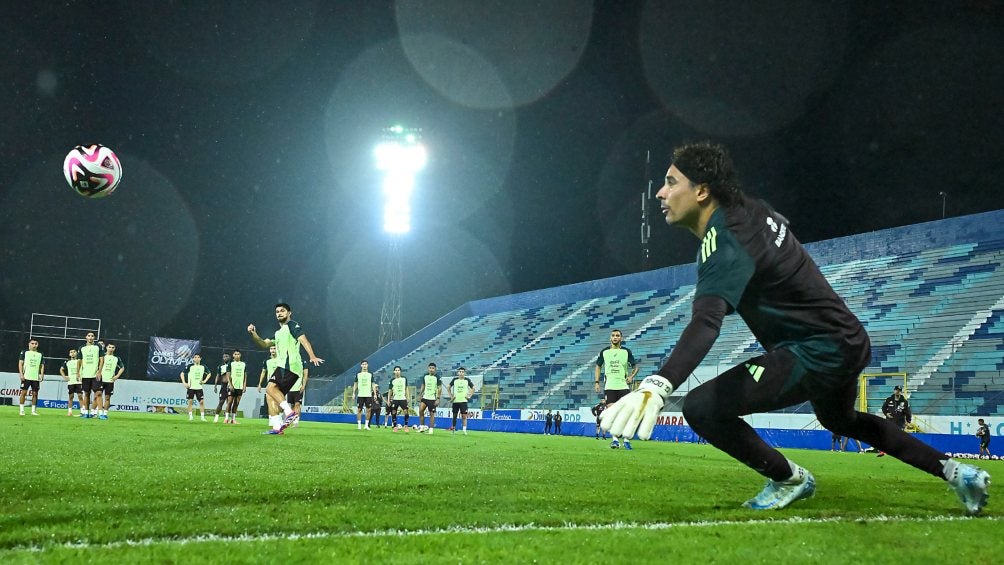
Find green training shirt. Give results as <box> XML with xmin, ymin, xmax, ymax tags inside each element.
<box><xmin>63</xmin><ymin>359</ymin><xmax>81</xmax><ymax>385</ymax></box>
<box><xmin>20</xmin><ymin>350</ymin><xmax>43</xmax><ymax>380</ymax></box>
<box><xmin>100</xmin><ymin>354</ymin><xmax>123</xmax><ymax>381</ymax></box>
<box><xmin>391</xmin><ymin>376</ymin><xmax>407</xmax><ymax>400</ymax></box>
<box><xmin>186</xmin><ymin>364</ymin><xmax>207</xmax><ymax>389</ymax></box>
<box><xmin>596</xmin><ymin>346</ymin><xmax>635</xmax><ymax>390</ymax></box>
<box><xmin>422</xmin><ymin>374</ymin><xmax>440</xmax><ymax>400</ymax></box>
<box><xmin>262</xmin><ymin>357</ymin><xmax>279</xmax><ymax>380</ymax></box>
<box><xmin>451</xmin><ymin>377</ymin><xmax>472</xmax><ymax>402</ymax></box>
<box><xmin>356</xmin><ymin>371</ymin><xmax>373</xmax><ymax>398</ymax></box>
<box><xmin>229</xmin><ymin>361</ymin><xmax>247</xmax><ymax>389</ymax></box>
<box><xmin>79</xmin><ymin>343</ymin><xmax>101</xmax><ymax>378</ymax></box>
<box><xmin>274</xmin><ymin>321</ymin><xmax>305</xmax><ymax>376</ymax></box>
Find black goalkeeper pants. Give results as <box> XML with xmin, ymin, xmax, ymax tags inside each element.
<box><xmin>682</xmin><ymin>348</ymin><xmax>946</xmax><ymax>482</ymax></box>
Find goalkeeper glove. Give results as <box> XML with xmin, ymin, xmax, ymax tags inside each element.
<box><xmin>600</xmin><ymin>375</ymin><xmax>673</xmax><ymax>440</ymax></box>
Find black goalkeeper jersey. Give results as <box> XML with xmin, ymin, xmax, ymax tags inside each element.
<box><xmin>695</xmin><ymin>195</ymin><xmax>870</xmax><ymax>375</ymax></box>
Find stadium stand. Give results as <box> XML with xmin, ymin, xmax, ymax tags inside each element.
<box><xmin>322</xmin><ymin>210</ymin><xmax>1004</xmax><ymax>417</ymax></box>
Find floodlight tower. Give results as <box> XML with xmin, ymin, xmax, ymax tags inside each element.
<box><xmin>376</xmin><ymin>125</ymin><xmax>427</xmax><ymax>348</ymax></box>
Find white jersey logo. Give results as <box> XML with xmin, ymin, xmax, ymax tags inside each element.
<box><xmin>766</xmin><ymin>217</ymin><xmax>787</xmax><ymax>247</ymax></box>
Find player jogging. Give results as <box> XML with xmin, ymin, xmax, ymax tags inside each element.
<box><xmin>594</xmin><ymin>329</ymin><xmax>639</xmax><ymax>449</ymax></box>
<box><xmin>60</xmin><ymin>348</ymin><xmax>84</xmax><ymax>416</ymax></box>
<box><xmin>602</xmin><ymin>141</ymin><xmax>991</xmax><ymax>515</ymax></box>
<box><xmin>417</xmin><ymin>362</ymin><xmax>440</xmax><ymax>434</ymax></box>
<box><xmin>449</xmin><ymin>367</ymin><xmax>475</xmax><ymax>435</ymax></box>
<box><xmin>248</xmin><ymin>302</ymin><xmax>324</xmax><ymax>435</ymax></box>
<box><xmin>18</xmin><ymin>339</ymin><xmax>44</xmax><ymax>416</ymax></box>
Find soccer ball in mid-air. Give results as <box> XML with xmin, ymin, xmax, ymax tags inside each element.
<box><xmin>63</xmin><ymin>144</ymin><xmax>122</xmax><ymax>198</ymax></box>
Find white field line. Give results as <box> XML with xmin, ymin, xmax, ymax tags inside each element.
<box><xmin>10</xmin><ymin>514</ymin><xmax>999</xmax><ymax>553</ymax></box>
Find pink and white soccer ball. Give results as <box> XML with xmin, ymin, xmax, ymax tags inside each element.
<box><xmin>63</xmin><ymin>144</ymin><xmax>122</xmax><ymax>198</ymax></box>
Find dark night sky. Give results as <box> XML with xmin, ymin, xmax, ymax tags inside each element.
<box><xmin>1</xmin><ymin>1</ymin><xmax>1001</xmax><ymax>373</ymax></box>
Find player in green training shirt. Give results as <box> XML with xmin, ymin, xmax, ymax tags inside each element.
<box><xmin>417</xmin><ymin>362</ymin><xmax>441</xmax><ymax>434</ymax></box>
<box><xmin>602</xmin><ymin>141</ymin><xmax>990</xmax><ymax>514</ymax></box>
<box><xmin>18</xmin><ymin>338</ymin><xmax>45</xmax><ymax>416</ymax></box>
<box><xmin>353</xmin><ymin>360</ymin><xmax>375</xmax><ymax>430</ymax></box>
<box><xmin>77</xmin><ymin>332</ymin><xmax>103</xmax><ymax>418</ymax></box>
<box><xmin>96</xmin><ymin>343</ymin><xmax>126</xmax><ymax>420</ymax></box>
<box><xmin>60</xmin><ymin>348</ymin><xmax>83</xmax><ymax>416</ymax></box>
<box><xmin>248</xmin><ymin>302</ymin><xmax>324</xmax><ymax>435</ymax></box>
<box><xmin>257</xmin><ymin>345</ymin><xmax>279</xmax><ymax>427</ymax></box>
<box><xmin>449</xmin><ymin>367</ymin><xmax>475</xmax><ymax>435</ymax></box>
<box><xmin>594</xmin><ymin>329</ymin><xmax>639</xmax><ymax>449</ymax></box>
<box><xmin>181</xmin><ymin>353</ymin><xmax>210</xmax><ymax>421</ymax></box>
<box><xmin>224</xmin><ymin>350</ymin><xmax>248</xmax><ymax>425</ymax></box>
<box><xmin>389</xmin><ymin>366</ymin><xmax>410</xmax><ymax>431</ymax></box>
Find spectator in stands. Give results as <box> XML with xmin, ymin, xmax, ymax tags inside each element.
<box><xmin>212</xmin><ymin>352</ymin><xmax>230</xmax><ymax>423</ymax></box>
<box><xmin>544</xmin><ymin>410</ymin><xmax>553</xmax><ymax>435</ymax></box>
<box><xmin>18</xmin><ymin>338</ymin><xmax>44</xmax><ymax>417</ymax></box>
<box><xmin>449</xmin><ymin>367</ymin><xmax>475</xmax><ymax>435</ymax></box>
<box><xmin>554</xmin><ymin>412</ymin><xmax>563</xmax><ymax>435</ymax></box>
<box><xmin>181</xmin><ymin>353</ymin><xmax>210</xmax><ymax>421</ymax></box>
<box><xmin>976</xmin><ymin>419</ymin><xmax>991</xmax><ymax>459</ymax></box>
<box><xmin>353</xmin><ymin>360</ymin><xmax>375</xmax><ymax>430</ymax></box>
<box><xmin>592</xmin><ymin>399</ymin><xmax>608</xmax><ymax>439</ymax></box>
<box><xmin>389</xmin><ymin>366</ymin><xmax>410</xmax><ymax>431</ymax></box>
<box><xmin>60</xmin><ymin>348</ymin><xmax>84</xmax><ymax>417</ymax></box>
<box><xmin>594</xmin><ymin>329</ymin><xmax>639</xmax><ymax>450</ymax></box>
<box><xmin>224</xmin><ymin>349</ymin><xmax>248</xmax><ymax>425</ymax></box>
<box><xmin>417</xmin><ymin>362</ymin><xmax>441</xmax><ymax>434</ymax></box>
<box><xmin>602</xmin><ymin>141</ymin><xmax>990</xmax><ymax>515</ymax></box>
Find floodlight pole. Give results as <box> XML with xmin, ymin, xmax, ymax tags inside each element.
<box><xmin>640</xmin><ymin>149</ymin><xmax>652</xmax><ymax>271</ymax></box>
<box><xmin>378</xmin><ymin>239</ymin><xmax>403</xmax><ymax>348</ymax></box>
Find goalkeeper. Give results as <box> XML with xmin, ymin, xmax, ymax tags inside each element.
<box><xmin>602</xmin><ymin>141</ymin><xmax>990</xmax><ymax>515</ymax></box>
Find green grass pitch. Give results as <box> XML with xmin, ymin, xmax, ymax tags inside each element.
<box><xmin>1</xmin><ymin>409</ymin><xmax>999</xmax><ymax>563</ymax></box>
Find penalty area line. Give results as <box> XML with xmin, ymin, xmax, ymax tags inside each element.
<box><xmin>10</xmin><ymin>514</ymin><xmax>1000</xmax><ymax>553</ymax></box>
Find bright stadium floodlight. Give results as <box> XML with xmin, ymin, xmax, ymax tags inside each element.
<box><xmin>375</xmin><ymin>126</ymin><xmax>426</xmax><ymax>234</ymax></box>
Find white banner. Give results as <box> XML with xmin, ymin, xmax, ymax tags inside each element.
<box><xmin>1</xmin><ymin>371</ymin><xmax>266</xmax><ymax>416</ymax></box>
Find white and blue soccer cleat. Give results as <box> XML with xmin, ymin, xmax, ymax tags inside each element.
<box><xmin>947</xmin><ymin>463</ymin><xmax>991</xmax><ymax>515</ymax></box>
<box><xmin>623</xmin><ymin>440</ymin><xmax>633</xmax><ymax>451</ymax></box>
<box><xmin>610</xmin><ymin>439</ymin><xmax>620</xmax><ymax>449</ymax></box>
<box><xmin>743</xmin><ymin>468</ymin><xmax>816</xmax><ymax>510</ymax></box>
